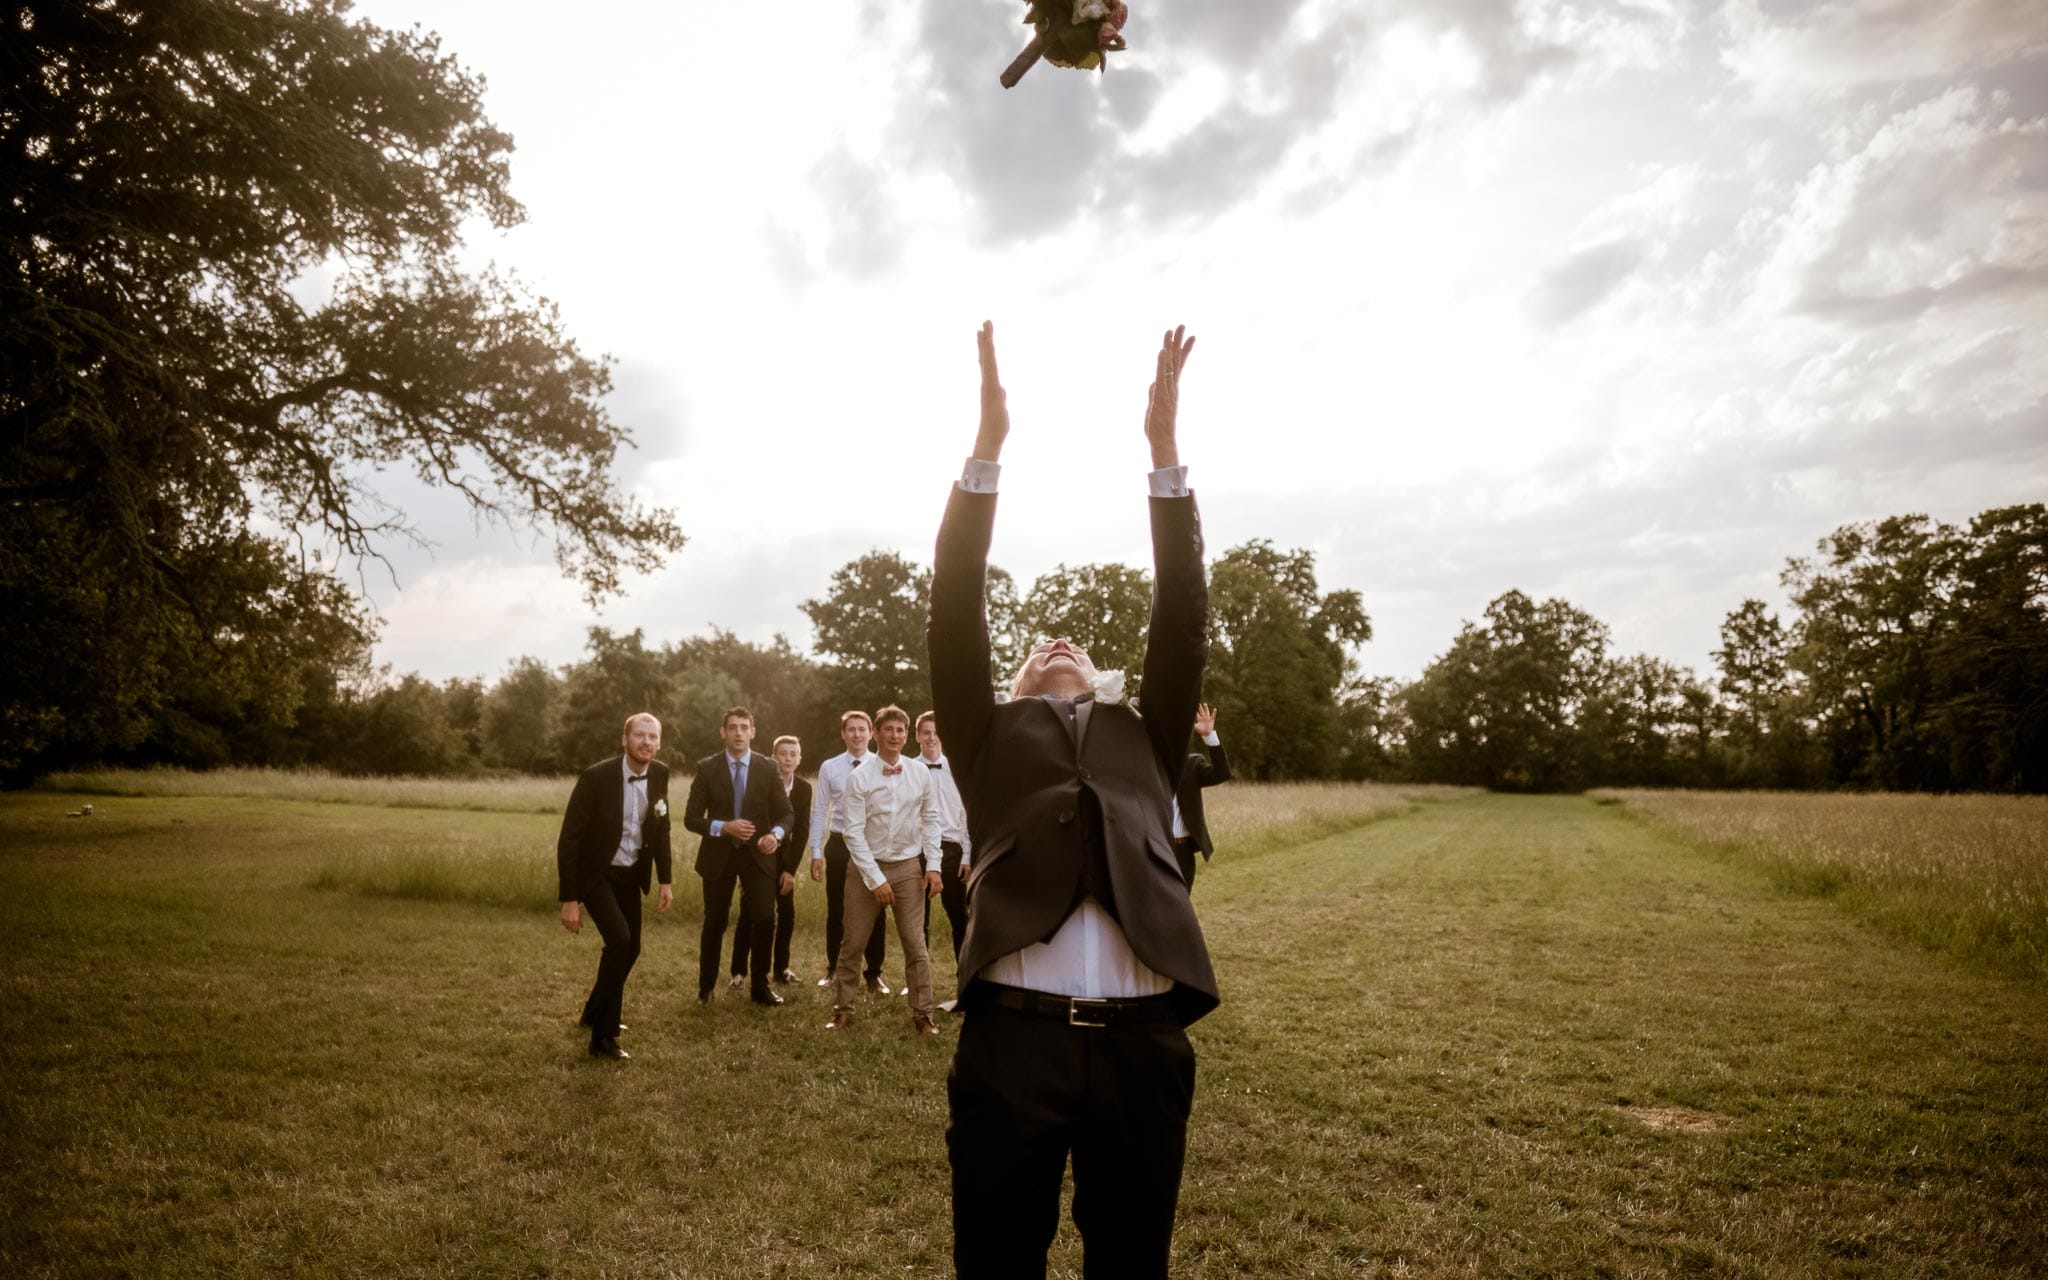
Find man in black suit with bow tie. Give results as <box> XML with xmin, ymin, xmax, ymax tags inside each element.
<box><xmin>683</xmin><ymin>706</ymin><xmax>795</xmax><ymax>1007</ymax></box>
<box><xmin>931</xmin><ymin>321</ymin><xmax>1215</xmax><ymax>1278</ymax></box>
<box><xmin>557</xmin><ymin>712</ymin><xmax>674</xmax><ymax>1061</ymax></box>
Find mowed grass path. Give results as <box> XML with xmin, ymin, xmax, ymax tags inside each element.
<box><xmin>2</xmin><ymin>791</ymin><xmax>2042</xmax><ymax>1277</ymax></box>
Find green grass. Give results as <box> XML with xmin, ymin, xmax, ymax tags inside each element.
<box><xmin>1598</xmin><ymin>789</ymin><xmax>2048</xmax><ymax>982</ymax></box>
<box><xmin>2</xmin><ymin>785</ymin><xmax>2043</xmax><ymax>1277</ymax></box>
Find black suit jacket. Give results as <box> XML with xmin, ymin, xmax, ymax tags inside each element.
<box><xmin>780</xmin><ymin>776</ymin><xmax>813</xmax><ymax>877</ymax></box>
<box><xmin>1176</xmin><ymin>741</ymin><xmax>1231</xmax><ymax>860</ymax></box>
<box><xmin>929</xmin><ymin>483</ymin><xmax>1219</xmax><ymax>1024</ymax></box>
<box><xmin>682</xmin><ymin>750</ymin><xmax>797</xmax><ymax>879</ymax></box>
<box><xmin>555</xmin><ymin>756</ymin><xmax>673</xmax><ymax>902</ymax></box>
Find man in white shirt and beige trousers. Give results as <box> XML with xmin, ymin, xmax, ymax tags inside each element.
<box><xmin>826</xmin><ymin>705</ymin><xmax>944</xmax><ymax>1034</ymax></box>
<box><xmin>931</xmin><ymin>322</ymin><xmax>1216</xmax><ymax>1279</ymax></box>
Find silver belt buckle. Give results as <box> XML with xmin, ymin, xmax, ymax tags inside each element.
<box><xmin>1067</xmin><ymin>997</ymin><xmax>1112</xmax><ymax>1028</ymax></box>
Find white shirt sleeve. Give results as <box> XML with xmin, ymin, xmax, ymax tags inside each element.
<box><xmin>1147</xmin><ymin>465</ymin><xmax>1190</xmax><ymax>498</ymax></box>
<box><xmin>959</xmin><ymin>458</ymin><xmax>1001</xmax><ymax>493</ymax></box>
<box><xmin>808</xmin><ymin>763</ymin><xmax>832</xmax><ymax>859</ymax></box>
<box><xmin>1203</xmin><ymin>731</ymin><xmax>1221</xmax><ymax>746</ymax></box>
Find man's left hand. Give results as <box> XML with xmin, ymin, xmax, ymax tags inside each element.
<box><xmin>779</xmin><ymin>871</ymin><xmax>795</xmax><ymax>895</ymax></box>
<box><xmin>656</xmin><ymin>884</ymin><xmax>673</xmax><ymax>913</ymax></box>
<box><xmin>758</xmin><ymin>833</ymin><xmax>779</xmax><ymax>857</ymax></box>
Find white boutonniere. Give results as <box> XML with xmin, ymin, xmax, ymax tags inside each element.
<box><xmin>653</xmin><ymin>798</ymin><xmax>668</xmax><ymax>818</ymax></box>
<box><xmin>1090</xmin><ymin>668</ymin><xmax>1127</xmax><ymax>704</ymax></box>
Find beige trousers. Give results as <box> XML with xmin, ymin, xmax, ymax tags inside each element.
<box><xmin>832</xmin><ymin>856</ymin><xmax>932</xmax><ymax>1018</ymax></box>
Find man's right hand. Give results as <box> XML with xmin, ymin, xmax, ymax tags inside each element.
<box><xmin>810</xmin><ymin>859</ymin><xmax>824</xmax><ymax>882</ymax></box>
<box><xmin>872</xmin><ymin>880</ymin><xmax>896</xmax><ymax>906</ymax></box>
<box><xmin>724</xmin><ymin>818</ymin><xmax>757</xmax><ymax>841</ymax></box>
<box><xmin>1143</xmin><ymin>324</ymin><xmax>1196</xmax><ymax>470</ymax></box>
<box><xmin>560</xmin><ymin>902</ymin><xmax>582</xmax><ymax>934</ymax></box>
<box><xmin>975</xmin><ymin>320</ymin><xmax>1008</xmax><ymax>462</ymax></box>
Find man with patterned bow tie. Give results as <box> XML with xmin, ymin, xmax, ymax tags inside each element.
<box><xmin>682</xmin><ymin>706</ymin><xmax>794</xmax><ymax>1007</ymax></box>
<box><xmin>556</xmin><ymin>712</ymin><xmax>674</xmax><ymax>1061</ymax></box>
<box><xmin>826</xmin><ymin>705</ymin><xmax>943</xmax><ymax>1034</ymax></box>
<box><xmin>931</xmin><ymin>322</ymin><xmax>1215</xmax><ymax>1277</ymax></box>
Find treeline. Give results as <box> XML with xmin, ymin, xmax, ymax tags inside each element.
<box><xmin>17</xmin><ymin>506</ymin><xmax>2044</xmax><ymax>793</ymax></box>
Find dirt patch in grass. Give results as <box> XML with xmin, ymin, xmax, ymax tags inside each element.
<box><xmin>1617</xmin><ymin>1102</ymin><xmax>1730</xmax><ymax>1133</ymax></box>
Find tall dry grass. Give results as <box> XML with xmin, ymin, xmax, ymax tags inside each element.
<box><xmin>1203</xmin><ymin>781</ymin><xmax>1476</xmax><ymax>863</ymax></box>
<box><xmin>39</xmin><ymin>766</ymin><xmax>569</xmax><ymax>813</ymax></box>
<box><xmin>1600</xmin><ymin>789</ymin><xmax>2048</xmax><ymax>981</ymax></box>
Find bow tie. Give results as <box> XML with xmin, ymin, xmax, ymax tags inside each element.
<box><xmin>882</xmin><ymin>763</ymin><xmax>903</xmax><ymax>776</ymax></box>
<box><xmin>625</xmin><ymin>773</ymin><xmax>647</xmax><ymax>784</ymax></box>
<box><xmin>924</xmin><ymin>761</ymin><xmax>941</xmax><ymax>770</ymax></box>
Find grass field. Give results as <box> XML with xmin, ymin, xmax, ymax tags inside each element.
<box><xmin>3</xmin><ymin>780</ymin><xmax>2044</xmax><ymax>1277</ymax></box>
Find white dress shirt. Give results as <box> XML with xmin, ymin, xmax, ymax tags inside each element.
<box><xmin>611</xmin><ymin>755</ymin><xmax>650</xmax><ymax>867</ymax></box>
<box><xmin>842</xmin><ymin>752</ymin><xmax>941</xmax><ymax>890</ymax></box>
<box><xmin>920</xmin><ymin>751</ymin><xmax>971</xmax><ymax>867</ymax></box>
<box><xmin>959</xmin><ymin>457</ymin><xmax>1185</xmax><ymax>999</ymax></box>
<box><xmin>807</xmin><ymin>749</ymin><xmax>873</xmax><ymax>859</ymax></box>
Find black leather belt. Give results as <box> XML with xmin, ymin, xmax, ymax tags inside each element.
<box><xmin>981</xmin><ymin>982</ymin><xmax>1177</xmax><ymax>1027</ymax></box>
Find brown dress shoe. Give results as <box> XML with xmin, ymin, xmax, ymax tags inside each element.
<box><xmin>912</xmin><ymin>1013</ymin><xmax>939</xmax><ymax>1036</ymax></box>
<box><xmin>824</xmin><ymin>1011</ymin><xmax>854</xmax><ymax>1030</ymax></box>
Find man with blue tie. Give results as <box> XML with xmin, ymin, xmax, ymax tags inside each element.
<box><xmin>683</xmin><ymin>706</ymin><xmax>795</xmax><ymax>1007</ymax></box>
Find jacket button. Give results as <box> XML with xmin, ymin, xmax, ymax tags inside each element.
<box><xmin>1079</xmin><ymin>768</ymin><xmax>1092</xmax><ymax>781</ymax></box>
<box><xmin>1058</xmin><ymin>810</ymin><xmax>1076</xmax><ymax>824</ymax></box>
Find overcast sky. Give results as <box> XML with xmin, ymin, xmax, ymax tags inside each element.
<box><xmin>342</xmin><ymin>0</ymin><xmax>2047</xmax><ymax>688</ymax></box>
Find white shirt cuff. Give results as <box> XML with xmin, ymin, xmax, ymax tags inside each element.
<box><xmin>959</xmin><ymin>458</ymin><xmax>1001</xmax><ymax>493</ymax></box>
<box><xmin>1203</xmin><ymin>731</ymin><xmax>1220</xmax><ymax>746</ymax></box>
<box><xmin>1148</xmin><ymin>465</ymin><xmax>1190</xmax><ymax>498</ymax></box>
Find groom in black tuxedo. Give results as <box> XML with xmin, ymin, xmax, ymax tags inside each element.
<box><xmin>556</xmin><ymin>712</ymin><xmax>674</xmax><ymax>1061</ymax></box>
<box><xmin>682</xmin><ymin>706</ymin><xmax>795</xmax><ymax>1006</ymax></box>
<box><xmin>932</xmin><ymin>322</ymin><xmax>1216</xmax><ymax>1278</ymax></box>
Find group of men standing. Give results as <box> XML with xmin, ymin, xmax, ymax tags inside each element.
<box><xmin>553</xmin><ymin>320</ymin><xmax>1222</xmax><ymax>1278</ymax></box>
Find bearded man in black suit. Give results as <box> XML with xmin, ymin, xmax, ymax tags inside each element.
<box><xmin>682</xmin><ymin>706</ymin><xmax>795</xmax><ymax>1007</ymax></box>
<box><xmin>931</xmin><ymin>321</ymin><xmax>1215</xmax><ymax>1279</ymax></box>
<box><xmin>557</xmin><ymin>712</ymin><xmax>674</xmax><ymax>1062</ymax></box>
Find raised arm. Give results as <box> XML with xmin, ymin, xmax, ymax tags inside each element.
<box><xmin>1139</xmin><ymin>326</ymin><xmax>1208</xmax><ymax>774</ymax></box>
<box><xmin>927</xmin><ymin>321</ymin><xmax>1008</xmax><ymax>775</ymax></box>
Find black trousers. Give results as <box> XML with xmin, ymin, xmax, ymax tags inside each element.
<box><xmin>731</xmin><ymin>873</ymin><xmax>796</xmax><ymax>978</ymax></box>
<box><xmin>578</xmin><ymin>866</ymin><xmax>642</xmax><ymax>1041</ymax></box>
<box><xmin>923</xmin><ymin>841</ymin><xmax>968</xmax><ymax>960</ymax></box>
<box><xmin>1174</xmin><ymin>838</ymin><xmax>1200</xmax><ymax>891</ymax></box>
<box><xmin>947</xmin><ymin>993</ymin><xmax>1197</xmax><ymax>1279</ymax></box>
<box><xmin>822</xmin><ymin>832</ymin><xmax>884</xmax><ymax>981</ymax></box>
<box><xmin>700</xmin><ymin>850</ymin><xmax>776</xmax><ymax>997</ymax></box>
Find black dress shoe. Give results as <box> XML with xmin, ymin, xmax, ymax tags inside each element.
<box><xmin>698</xmin><ymin>988</ymin><xmax>713</xmax><ymax>1005</ymax></box>
<box><xmin>750</xmin><ymin>989</ymin><xmax>785</xmax><ymax>1007</ymax></box>
<box><xmin>589</xmin><ymin>1037</ymin><xmax>629</xmax><ymax>1060</ymax></box>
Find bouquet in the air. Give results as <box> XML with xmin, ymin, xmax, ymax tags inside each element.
<box><xmin>1001</xmin><ymin>1</ymin><xmax>1130</xmax><ymax>88</ymax></box>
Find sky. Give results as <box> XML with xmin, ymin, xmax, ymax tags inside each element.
<box><xmin>340</xmin><ymin>0</ymin><xmax>2048</xmax><ymax>688</ymax></box>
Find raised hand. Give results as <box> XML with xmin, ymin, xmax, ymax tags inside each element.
<box><xmin>975</xmin><ymin>320</ymin><xmax>1009</xmax><ymax>463</ymax></box>
<box><xmin>1194</xmin><ymin>702</ymin><xmax>1216</xmax><ymax>736</ymax></box>
<box><xmin>1143</xmin><ymin>325</ymin><xmax>1196</xmax><ymax>469</ymax></box>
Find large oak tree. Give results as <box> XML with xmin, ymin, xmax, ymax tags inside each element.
<box><xmin>1</xmin><ymin>1</ymin><xmax>682</xmax><ymax>775</ymax></box>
